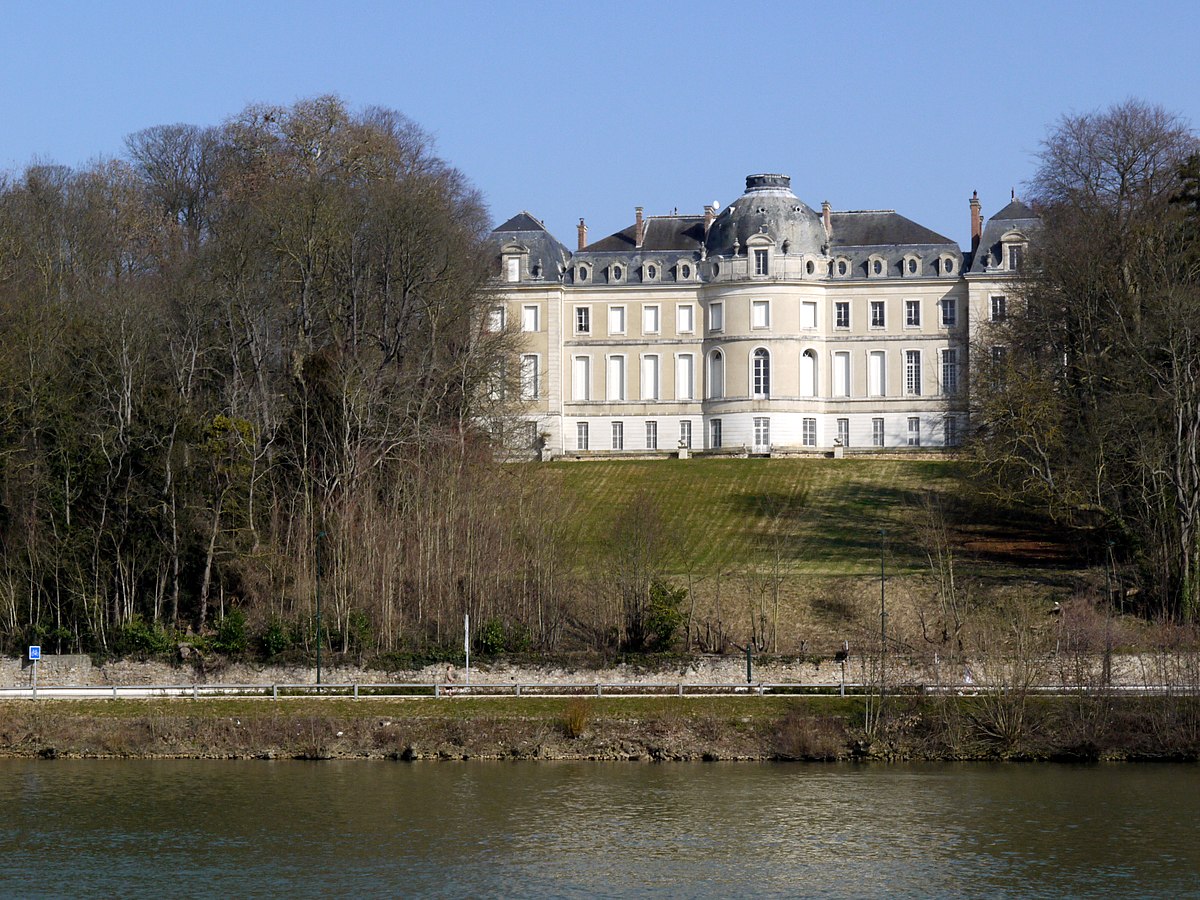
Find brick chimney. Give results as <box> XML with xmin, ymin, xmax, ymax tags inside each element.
<box><xmin>821</xmin><ymin>200</ymin><xmax>832</xmax><ymax>240</ymax></box>
<box><xmin>635</xmin><ymin>207</ymin><xmax>644</xmax><ymax>249</ymax></box>
<box><xmin>704</xmin><ymin>203</ymin><xmax>716</xmax><ymax>235</ymax></box>
<box><xmin>577</xmin><ymin>218</ymin><xmax>588</xmax><ymax>251</ymax></box>
<box><xmin>970</xmin><ymin>191</ymin><xmax>982</xmax><ymax>252</ymax></box>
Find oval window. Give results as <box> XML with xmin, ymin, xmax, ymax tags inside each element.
<box><xmin>873</xmin><ymin>260</ymin><xmax>883</xmax><ymax>275</ymax></box>
<box><xmin>612</xmin><ymin>265</ymin><xmax>622</xmax><ymax>281</ymax></box>
<box><xmin>805</xmin><ymin>260</ymin><xmax>815</xmax><ymax>275</ymax></box>
<box><xmin>944</xmin><ymin>259</ymin><xmax>954</xmax><ymax>274</ymax></box>
<box><xmin>837</xmin><ymin>261</ymin><xmax>847</xmax><ymax>276</ymax></box>
<box><xmin>647</xmin><ymin>265</ymin><xmax>656</xmax><ymax>279</ymax></box>
<box><xmin>907</xmin><ymin>259</ymin><xmax>917</xmax><ymax>273</ymax></box>
<box><xmin>579</xmin><ymin>267</ymin><xmax>588</xmax><ymax>282</ymax></box>
<box><xmin>681</xmin><ymin>264</ymin><xmax>691</xmax><ymax>279</ymax></box>
<box><xmin>713</xmin><ymin>263</ymin><xmax>720</xmax><ymax>277</ymax></box>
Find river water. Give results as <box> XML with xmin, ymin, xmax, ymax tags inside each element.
<box><xmin>1</xmin><ymin>760</ymin><xmax>1197</xmax><ymax>898</ymax></box>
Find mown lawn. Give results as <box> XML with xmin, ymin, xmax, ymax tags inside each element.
<box><xmin>538</xmin><ymin>457</ymin><xmax>965</xmax><ymax>576</ymax></box>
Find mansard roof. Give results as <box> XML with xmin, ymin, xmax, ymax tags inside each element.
<box><xmin>582</xmin><ymin>216</ymin><xmax>707</xmax><ymax>253</ymax></box>
<box><xmin>829</xmin><ymin>211</ymin><xmax>955</xmax><ymax>248</ymax></box>
<box><xmin>492</xmin><ymin>211</ymin><xmax>572</xmax><ymax>280</ymax></box>
<box><xmin>969</xmin><ymin>198</ymin><xmax>1041</xmax><ymax>273</ymax></box>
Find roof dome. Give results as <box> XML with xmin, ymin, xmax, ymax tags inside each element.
<box><xmin>705</xmin><ymin>174</ymin><xmax>826</xmax><ymax>258</ymax></box>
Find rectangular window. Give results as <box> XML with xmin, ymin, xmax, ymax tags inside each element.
<box><xmin>505</xmin><ymin>257</ymin><xmax>520</xmax><ymax>282</ymax></box>
<box><xmin>868</xmin><ymin>350</ymin><xmax>886</xmax><ymax>397</ymax></box>
<box><xmin>905</xmin><ymin>350</ymin><xmax>922</xmax><ymax>396</ymax></box>
<box><xmin>837</xmin><ymin>418</ymin><xmax>850</xmax><ymax>448</ymax></box>
<box><xmin>990</xmin><ymin>295</ymin><xmax>1006</xmax><ymax>321</ymax></box>
<box><xmin>576</xmin><ymin>422</ymin><xmax>589</xmax><ymax>451</ymax></box>
<box><xmin>680</xmin><ymin>420</ymin><xmax>692</xmax><ymax>450</ymax></box>
<box><xmin>606</xmin><ymin>355</ymin><xmax>625</xmax><ymax>401</ymax></box>
<box><xmin>487</xmin><ymin>306</ymin><xmax>505</xmax><ymax>331</ymax></box>
<box><xmin>611</xmin><ymin>421</ymin><xmax>624</xmax><ymax>450</ymax></box>
<box><xmin>676</xmin><ymin>304</ymin><xmax>695</xmax><ymax>334</ymax></box>
<box><xmin>676</xmin><ymin>354</ymin><xmax>694</xmax><ymax>401</ymax></box>
<box><xmin>642</xmin><ymin>305</ymin><xmax>660</xmax><ymax>335</ymax></box>
<box><xmin>752</xmin><ymin>300</ymin><xmax>770</xmax><ymax>329</ymax></box>
<box><xmin>645</xmin><ymin>421</ymin><xmax>658</xmax><ymax>450</ymax></box>
<box><xmin>801</xmin><ymin>301</ymin><xmax>817</xmax><ymax>329</ymax></box>
<box><xmin>835</xmin><ymin>301</ymin><xmax>850</xmax><ymax>329</ymax></box>
<box><xmin>710</xmin><ymin>419</ymin><xmax>722</xmax><ymax>449</ymax></box>
<box><xmin>608</xmin><ymin>305</ymin><xmax>626</xmax><ymax>335</ymax></box>
<box><xmin>991</xmin><ymin>345</ymin><xmax>1008</xmax><ymax>388</ymax></box>
<box><xmin>941</xmin><ymin>348</ymin><xmax>959</xmax><ymax>395</ymax></box>
<box><xmin>572</xmin><ymin>355</ymin><xmax>591</xmax><ymax>401</ymax></box>
<box><xmin>575</xmin><ymin>306</ymin><xmax>591</xmax><ymax>335</ymax></box>
<box><xmin>833</xmin><ymin>351</ymin><xmax>850</xmax><ymax>398</ymax></box>
<box><xmin>907</xmin><ymin>416</ymin><xmax>921</xmax><ymax>447</ymax></box>
<box><xmin>709</xmin><ymin>301</ymin><xmax>724</xmax><ymax>332</ymax></box>
<box><xmin>522</xmin><ymin>305</ymin><xmax>539</xmax><ymax>332</ymax></box>
<box><xmin>1008</xmin><ymin>245</ymin><xmax>1023</xmax><ymax>270</ymax></box>
<box><xmin>943</xmin><ymin>416</ymin><xmax>958</xmax><ymax>447</ymax></box>
<box><xmin>802</xmin><ymin>417</ymin><xmax>816</xmax><ymax>447</ymax></box>
<box><xmin>940</xmin><ymin>298</ymin><xmax>957</xmax><ymax>327</ymax></box>
<box><xmin>872</xmin><ymin>418</ymin><xmax>885</xmax><ymax>448</ymax></box>
<box><xmin>641</xmin><ymin>354</ymin><xmax>660</xmax><ymax>401</ymax></box>
<box><xmin>753</xmin><ymin>417</ymin><xmax>770</xmax><ymax>452</ymax></box>
<box><xmin>870</xmin><ymin>300</ymin><xmax>885</xmax><ymax>328</ymax></box>
<box><xmin>526</xmin><ymin>422</ymin><xmax>539</xmax><ymax>449</ymax></box>
<box><xmin>520</xmin><ymin>354</ymin><xmax>539</xmax><ymax>400</ymax></box>
<box><xmin>754</xmin><ymin>248</ymin><xmax>769</xmax><ymax>275</ymax></box>
<box><xmin>905</xmin><ymin>299</ymin><xmax>921</xmax><ymax>327</ymax></box>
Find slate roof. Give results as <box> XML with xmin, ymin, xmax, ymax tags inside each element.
<box><xmin>829</xmin><ymin>211</ymin><xmax>955</xmax><ymax>248</ymax></box>
<box><xmin>583</xmin><ymin>216</ymin><xmax>707</xmax><ymax>253</ymax></box>
<box><xmin>491</xmin><ymin>211</ymin><xmax>572</xmax><ymax>281</ymax></box>
<box><xmin>969</xmin><ymin>198</ymin><xmax>1041</xmax><ymax>273</ymax></box>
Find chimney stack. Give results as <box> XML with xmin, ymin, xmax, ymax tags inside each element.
<box><xmin>635</xmin><ymin>207</ymin><xmax>645</xmax><ymax>249</ymax></box>
<box><xmin>970</xmin><ymin>191</ymin><xmax>982</xmax><ymax>252</ymax></box>
<box><xmin>577</xmin><ymin>218</ymin><xmax>588</xmax><ymax>251</ymax></box>
<box><xmin>821</xmin><ymin>200</ymin><xmax>832</xmax><ymax>240</ymax></box>
<box><xmin>704</xmin><ymin>203</ymin><xmax>716</xmax><ymax>234</ymax></box>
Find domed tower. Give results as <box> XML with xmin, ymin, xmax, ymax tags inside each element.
<box><xmin>705</xmin><ymin>174</ymin><xmax>827</xmax><ymax>279</ymax></box>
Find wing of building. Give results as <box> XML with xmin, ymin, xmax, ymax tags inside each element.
<box><xmin>490</xmin><ymin>174</ymin><xmax>1034</xmax><ymax>458</ymax></box>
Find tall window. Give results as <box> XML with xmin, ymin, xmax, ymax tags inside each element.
<box><xmin>710</xmin><ymin>419</ymin><xmax>722</xmax><ymax>449</ymax></box>
<box><xmin>870</xmin><ymin>300</ymin><xmax>885</xmax><ymax>328</ymax></box>
<box><xmin>645</xmin><ymin>421</ymin><xmax>658</xmax><ymax>450</ymax></box>
<box><xmin>752</xmin><ymin>348</ymin><xmax>771</xmax><ymax>398</ymax></box>
<box><xmin>575</xmin><ymin>306</ymin><xmax>591</xmax><ymax>334</ymax></box>
<box><xmin>905</xmin><ymin>350</ymin><xmax>922</xmax><ymax>396</ymax></box>
<box><xmin>680</xmin><ymin>420</ymin><xmax>692</xmax><ymax>450</ymax></box>
<box><xmin>905</xmin><ymin>299</ymin><xmax>921</xmax><ymax>327</ymax></box>
<box><xmin>506</xmin><ymin>257</ymin><xmax>520</xmax><ymax>282</ymax></box>
<box><xmin>940</xmin><ymin>298</ymin><xmax>957</xmax><ymax>327</ymax></box>
<box><xmin>833</xmin><ymin>351</ymin><xmax>850</xmax><ymax>398</ymax></box>
<box><xmin>753</xmin><ymin>417</ymin><xmax>770</xmax><ymax>452</ymax></box>
<box><xmin>868</xmin><ymin>350</ymin><xmax>886</xmax><ymax>397</ymax></box>
<box><xmin>872</xmin><ymin>418</ymin><xmax>885</xmax><ymax>447</ymax></box>
<box><xmin>576</xmin><ymin>422</ymin><xmax>589</xmax><ymax>451</ymax></box>
<box><xmin>641</xmin><ymin>354</ymin><xmax>660</xmax><ymax>401</ymax></box>
<box><xmin>990</xmin><ymin>295</ymin><xmax>1006</xmax><ymax>321</ymax></box>
<box><xmin>611</xmin><ymin>421</ymin><xmax>624</xmax><ymax>450</ymax></box>
<box><xmin>754</xmin><ymin>248</ymin><xmax>769</xmax><ymax>275</ymax></box>
<box><xmin>907</xmin><ymin>416</ymin><xmax>921</xmax><ymax>446</ymax></box>
<box><xmin>1008</xmin><ymin>245</ymin><xmax>1024</xmax><ymax>270</ymax></box>
<box><xmin>677</xmin><ymin>304</ymin><xmax>695</xmax><ymax>334</ymax></box>
<box><xmin>606</xmin><ymin>355</ymin><xmax>626</xmax><ymax>401</ymax></box>
<box><xmin>943</xmin><ymin>416</ymin><xmax>959</xmax><ymax>447</ymax></box>
<box><xmin>676</xmin><ymin>354</ymin><xmax>694</xmax><ymax>401</ymax></box>
<box><xmin>488</xmin><ymin>306</ymin><xmax>505</xmax><ymax>331</ymax></box>
<box><xmin>941</xmin><ymin>348</ymin><xmax>959</xmax><ymax>395</ymax></box>
<box><xmin>837</xmin><ymin>418</ymin><xmax>850</xmax><ymax>448</ymax></box>
<box><xmin>752</xmin><ymin>300</ymin><xmax>770</xmax><ymax>329</ymax></box>
<box><xmin>991</xmin><ymin>345</ymin><xmax>1008</xmax><ymax>389</ymax></box>
<box><xmin>608</xmin><ymin>305</ymin><xmax>626</xmax><ymax>334</ymax></box>
<box><xmin>835</xmin><ymin>301</ymin><xmax>850</xmax><ymax>329</ymax></box>
<box><xmin>800</xmin><ymin>349</ymin><xmax>817</xmax><ymax>398</ymax></box>
<box><xmin>802</xmin><ymin>418</ymin><xmax>817</xmax><ymax>447</ymax></box>
<box><xmin>801</xmin><ymin>302</ymin><xmax>817</xmax><ymax>329</ymax></box>
<box><xmin>709</xmin><ymin>301</ymin><xmax>724</xmax><ymax>332</ymax></box>
<box><xmin>642</xmin><ymin>305</ymin><xmax>660</xmax><ymax>334</ymax></box>
<box><xmin>707</xmin><ymin>350</ymin><xmax>725</xmax><ymax>399</ymax></box>
<box><xmin>520</xmin><ymin>355</ymin><xmax>539</xmax><ymax>400</ymax></box>
<box><xmin>573</xmin><ymin>355</ymin><xmax>591</xmax><ymax>401</ymax></box>
<box><xmin>522</xmin><ymin>305</ymin><xmax>539</xmax><ymax>332</ymax></box>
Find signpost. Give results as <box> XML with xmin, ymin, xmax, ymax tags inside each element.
<box><xmin>28</xmin><ymin>646</ymin><xmax>40</xmax><ymax>700</ymax></box>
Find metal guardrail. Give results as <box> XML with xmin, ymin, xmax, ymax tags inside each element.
<box><xmin>0</xmin><ymin>680</ymin><xmax>1194</xmax><ymax>701</ymax></box>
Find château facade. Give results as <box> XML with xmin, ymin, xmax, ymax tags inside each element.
<box><xmin>491</xmin><ymin>173</ymin><xmax>1037</xmax><ymax>457</ymax></box>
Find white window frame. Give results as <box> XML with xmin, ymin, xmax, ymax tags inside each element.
<box><xmin>800</xmin><ymin>349</ymin><xmax>818</xmax><ymax>398</ymax></box>
<box><xmin>520</xmin><ymin>354</ymin><xmax>540</xmax><ymax>400</ymax></box>
<box><xmin>800</xmin><ymin>301</ymin><xmax>818</xmax><ymax>330</ymax></box>
<box><xmin>905</xmin><ymin>350</ymin><xmax>922</xmax><ymax>396</ymax></box>
<box><xmin>606</xmin><ymin>354</ymin><xmax>626</xmax><ymax>402</ymax></box>
<box><xmin>990</xmin><ymin>295</ymin><xmax>1006</xmax><ymax>322</ymax></box>
<box><xmin>834</xmin><ymin>301</ymin><xmax>850</xmax><ymax>329</ymax></box>
<box><xmin>574</xmin><ymin>305</ymin><xmax>591</xmax><ymax>335</ymax></box>
<box><xmin>679</xmin><ymin>420</ymin><xmax>692</xmax><ymax>450</ymax></box>
<box><xmin>505</xmin><ymin>256</ymin><xmax>520</xmax><ymax>282</ymax></box>
<box><xmin>943</xmin><ymin>416</ymin><xmax>959</xmax><ymax>447</ymax></box>
<box><xmin>753</xmin><ymin>248</ymin><xmax>769</xmax><ymax>276</ymax></box>
<box><xmin>522</xmin><ymin>304</ymin><xmax>539</xmax><ymax>333</ymax></box>
<box><xmin>832</xmin><ymin>351</ymin><xmax>851</xmax><ymax>398</ymax></box>
<box><xmin>868</xmin><ymin>350</ymin><xmax>886</xmax><ymax>398</ymax></box>
<box><xmin>752</xmin><ymin>347</ymin><xmax>771</xmax><ymax>399</ymax></box>
<box><xmin>870</xmin><ymin>300</ymin><xmax>885</xmax><ymax>329</ymax></box>
<box><xmin>675</xmin><ymin>353</ymin><xmax>695</xmax><ymax>401</ymax></box>
<box><xmin>907</xmin><ymin>416</ymin><xmax>921</xmax><ymax>447</ymax></box>
<box><xmin>905</xmin><ymin>299</ymin><xmax>921</xmax><ymax>328</ymax></box>
<box><xmin>487</xmin><ymin>306</ymin><xmax>505</xmax><ymax>332</ymax></box>
<box><xmin>872</xmin><ymin>418</ymin><xmax>885</xmax><ymax>447</ymax></box>
<box><xmin>940</xmin><ymin>298</ymin><xmax>957</xmax><ymax>328</ymax></box>
<box><xmin>640</xmin><ymin>354</ymin><xmax>660</xmax><ymax>401</ymax></box>
<box><xmin>941</xmin><ymin>348</ymin><xmax>959</xmax><ymax>395</ymax></box>
<box><xmin>707</xmin><ymin>349</ymin><xmax>725</xmax><ymax>400</ymax></box>
<box><xmin>645</xmin><ymin>421</ymin><xmax>658</xmax><ymax>450</ymax></box>
<box><xmin>576</xmin><ymin>421</ymin><xmax>589</xmax><ymax>451</ymax></box>
<box><xmin>611</xmin><ymin>421</ymin><xmax>624</xmax><ymax>451</ymax></box>
<box><xmin>608</xmin><ymin>304</ymin><xmax>626</xmax><ymax>335</ymax></box>
<box><xmin>751</xmin><ymin>299</ymin><xmax>770</xmax><ymax>330</ymax></box>
<box><xmin>572</xmin><ymin>355</ymin><xmax>591</xmax><ymax>401</ymax></box>
<box><xmin>709</xmin><ymin>301</ymin><xmax>724</xmax><ymax>332</ymax></box>
<box><xmin>802</xmin><ymin>417</ymin><xmax>817</xmax><ymax>447</ymax></box>
<box><xmin>642</xmin><ymin>304</ymin><xmax>660</xmax><ymax>335</ymax></box>
<box><xmin>837</xmin><ymin>418</ymin><xmax>850</xmax><ymax>448</ymax></box>
<box><xmin>676</xmin><ymin>304</ymin><xmax>695</xmax><ymax>334</ymax></box>
<box><xmin>753</xmin><ymin>417</ymin><xmax>771</xmax><ymax>453</ymax></box>
<box><xmin>710</xmin><ymin>418</ymin><xmax>722</xmax><ymax>449</ymax></box>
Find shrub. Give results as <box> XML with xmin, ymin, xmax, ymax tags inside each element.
<box><xmin>114</xmin><ymin>615</ymin><xmax>174</xmax><ymax>659</ymax></box>
<box><xmin>214</xmin><ymin>609</ymin><xmax>248</xmax><ymax>655</ymax></box>
<box><xmin>477</xmin><ymin>618</ymin><xmax>507</xmax><ymax>656</ymax></box>
<box><xmin>645</xmin><ymin>580</ymin><xmax>686</xmax><ymax>652</ymax></box>
<box><xmin>561</xmin><ymin>698</ymin><xmax>593</xmax><ymax>739</ymax></box>
<box><xmin>259</xmin><ymin>619</ymin><xmax>290</xmax><ymax>658</ymax></box>
<box><xmin>772</xmin><ymin>709</ymin><xmax>847</xmax><ymax>760</ymax></box>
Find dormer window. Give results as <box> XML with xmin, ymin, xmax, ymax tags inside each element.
<box><xmin>903</xmin><ymin>255</ymin><xmax>921</xmax><ymax>277</ymax></box>
<box><xmin>835</xmin><ymin>258</ymin><xmax>850</xmax><ymax>277</ymax></box>
<box><xmin>506</xmin><ymin>257</ymin><xmax>521</xmax><ymax>282</ymax></box>
<box><xmin>754</xmin><ymin>248</ymin><xmax>769</xmax><ymax>276</ymax></box>
<box><xmin>679</xmin><ymin>263</ymin><xmax>692</xmax><ymax>280</ymax></box>
<box><xmin>645</xmin><ymin>264</ymin><xmax>657</xmax><ymax>281</ymax></box>
<box><xmin>868</xmin><ymin>255</ymin><xmax>887</xmax><ymax>278</ymax></box>
<box><xmin>577</xmin><ymin>263</ymin><xmax>591</xmax><ymax>283</ymax></box>
<box><xmin>805</xmin><ymin>260</ymin><xmax>815</xmax><ymax>275</ymax></box>
<box><xmin>612</xmin><ymin>265</ymin><xmax>623</xmax><ymax>282</ymax></box>
<box><xmin>939</xmin><ymin>255</ymin><xmax>956</xmax><ymax>276</ymax></box>
<box><xmin>1008</xmin><ymin>245</ymin><xmax>1024</xmax><ymax>270</ymax></box>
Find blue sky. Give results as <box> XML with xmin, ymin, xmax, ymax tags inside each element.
<box><xmin>3</xmin><ymin>0</ymin><xmax>1198</xmax><ymax>249</ymax></box>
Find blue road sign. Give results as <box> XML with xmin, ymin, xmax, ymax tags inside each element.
<box><xmin>28</xmin><ymin>646</ymin><xmax>40</xmax><ymax>661</ymax></box>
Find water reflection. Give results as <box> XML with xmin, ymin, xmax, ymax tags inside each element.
<box><xmin>1</xmin><ymin>760</ymin><xmax>1197</xmax><ymax>897</ymax></box>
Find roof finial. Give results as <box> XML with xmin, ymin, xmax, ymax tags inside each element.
<box><xmin>1011</xmin><ymin>188</ymin><xmax>1015</xmax><ymax>200</ymax></box>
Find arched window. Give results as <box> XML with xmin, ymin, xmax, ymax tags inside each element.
<box><xmin>800</xmin><ymin>349</ymin><xmax>817</xmax><ymax>398</ymax></box>
<box><xmin>707</xmin><ymin>350</ymin><xmax>725</xmax><ymax>400</ymax></box>
<box><xmin>753</xmin><ymin>348</ymin><xmax>771</xmax><ymax>399</ymax></box>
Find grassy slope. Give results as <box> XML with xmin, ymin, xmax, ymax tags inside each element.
<box><xmin>539</xmin><ymin>457</ymin><xmax>968</xmax><ymax>576</ymax></box>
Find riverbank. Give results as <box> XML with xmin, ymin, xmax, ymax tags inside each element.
<box><xmin>3</xmin><ymin>694</ymin><xmax>1198</xmax><ymax>762</ymax></box>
